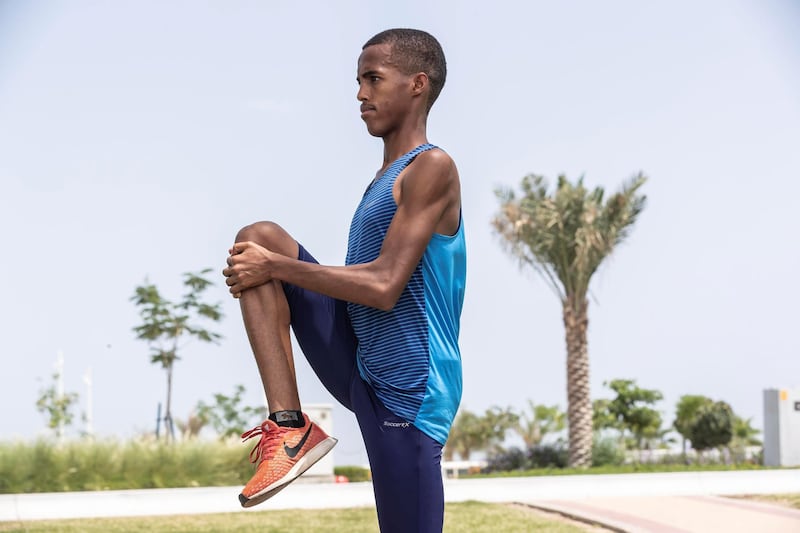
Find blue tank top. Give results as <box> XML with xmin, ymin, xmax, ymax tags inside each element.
<box><xmin>345</xmin><ymin>144</ymin><xmax>466</xmax><ymax>444</ymax></box>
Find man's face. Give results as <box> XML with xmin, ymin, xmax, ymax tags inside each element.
<box><xmin>357</xmin><ymin>44</ymin><xmax>415</xmax><ymax>137</ymax></box>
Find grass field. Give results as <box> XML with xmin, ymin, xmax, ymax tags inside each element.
<box><xmin>1</xmin><ymin>438</ymin><xmax>787</xmax><ymax>495</ymax></box>
<box><xmin>738</xmin><ymin>493</ymin><xmax>800</xmax><ymax>510</ymax></box>
<box><xmin>469</xmin><ymin>462</ymin><xmax>771</xmax><ymax>479</ymax></box>
<box><xmin>0</xmin><ymin>439</ymin><xmax>252</xmax><ymax>494</ymax></box>
<box><xmin>0</xmin><ymin>502</ymin><xmax>590</xmax><ymax>533</ymax></box>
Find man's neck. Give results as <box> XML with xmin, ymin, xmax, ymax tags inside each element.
<box><xmin>381</xmin><ymin>117</ymin><xmax>429</xmax><ymax>165</ymax></box>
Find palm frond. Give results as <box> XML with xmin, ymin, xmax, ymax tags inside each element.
<box><xmin>492</xmin><ymin>172</ymin><xmax>647</xmax><ymax>305</ymax></box>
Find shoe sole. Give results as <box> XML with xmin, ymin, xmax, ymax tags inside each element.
<box><xmin>239</xmin><ymin>436</ymin><xmax>338</xmax><ymax>508</ymax></box>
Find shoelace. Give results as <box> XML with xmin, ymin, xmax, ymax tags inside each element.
<box><xmin>241</xmin><ymin>422</ymin><xmax>284</xmax><ymax>464</ymax></box>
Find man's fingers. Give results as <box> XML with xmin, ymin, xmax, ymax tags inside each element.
<box><xmin>229</xmin><ymin>280</ymin><xmax>242</xmax><ymax>298</ymax></box>
<box><xmin>225</xmin><ymin>241</ymin><xmax>259</xmax><ymax>299</ymax></box>
<box><xmin>231</xmin><ymin>241</ymin><xmax>248</xmax><ymax>254</ymax></box>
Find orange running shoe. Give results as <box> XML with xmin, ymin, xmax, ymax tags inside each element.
<box><xmin>238</xmin><ymin>413</ymin><xmax>337</xmax><ymax>508</ymax></box>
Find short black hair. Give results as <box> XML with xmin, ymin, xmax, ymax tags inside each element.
<box><xmin>363</xmin><ymin>29</ymin><xmax>447</xmax><ymax>112</ymax></box>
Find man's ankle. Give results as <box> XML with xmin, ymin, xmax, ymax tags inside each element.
<box><xmin>269</xmin><ymin>410</ymin><xmax>304</xmax><ymax>428</ymax></box>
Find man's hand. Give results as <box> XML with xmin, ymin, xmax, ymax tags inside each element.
<box><xmin>222</xmin><ymin>241</ymin><xmax>274</xmax><ymax>298</ymax></box>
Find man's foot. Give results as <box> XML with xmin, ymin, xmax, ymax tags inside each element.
<box><xmin>238</xmin><ymin>413</ymin><xmax>337</xmax><ymax>508</ymax></box>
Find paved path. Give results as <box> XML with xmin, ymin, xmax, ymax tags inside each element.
<box><xmin>533</xmin><ymin>495</ymin><xmax>800</xmax><ymax>533</ymax></box>
<box><xmin>2</xmin><ymin>469</ymin><xmax>799</xmax><ymax>531</ymax></box>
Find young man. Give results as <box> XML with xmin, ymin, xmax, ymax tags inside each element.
<box><xmin>223</xmin><ymin>28</ymin><xmax>465</xmax><ymax>532</ymax></box>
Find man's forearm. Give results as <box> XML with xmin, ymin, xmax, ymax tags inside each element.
<box><xmin>270</xmin><ymin>253</ymin><xmax>402</xmax><ymax>311</ymax></box>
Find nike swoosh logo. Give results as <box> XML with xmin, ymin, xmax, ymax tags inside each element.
<box><xmin>284</xmin><ymin>426</ymin><xmax>312</xmax><ymax>458</ymax></box>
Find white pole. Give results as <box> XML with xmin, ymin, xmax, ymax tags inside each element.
<box><xmin>83</xmin><ymin>366</ymin><xmax>93</xmax><ymax>437</ymax></box>
<box><xmin>55</xmin><ymin>350</ymin><xmax>65</xmax><ymax>443</ymax></box>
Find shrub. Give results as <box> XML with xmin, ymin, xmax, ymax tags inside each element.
<box><xmin>591</xmin><ymin>437</ymin><xmax>625</xmax><ymax>467</ymax></box>
<box><xmin>690</xmin><ymin>401</ymin><xmax>734</xmax><ymax>452</ymax></box>
<box><xmin>0</xmin><ymin>438</ymin><xmax>251</xmax><ymax>494</ymax></box>
<box><xmin>483</xmin><ymin>443</ymin><xmax>570</xmax><ymax>473</ymax></box>
<box><xmin>528</xmin><ymin>444</ymin><xmax>568</xmax><ymax>469</ymax></box>
<box><xmin>483</xmin><ymin>447</ymin><xmax>529</xmax><ymax>473</ymax></box>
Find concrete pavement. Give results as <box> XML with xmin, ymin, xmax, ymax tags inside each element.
<box><xmin>1</xmin><ymin>469</ymin><xmax>799</xmax><ymax>531</ymax></box>
<box><xmin>531</xmin><ymin>495</ymin><xmax>800</xmax><ymax>533</ymax></box>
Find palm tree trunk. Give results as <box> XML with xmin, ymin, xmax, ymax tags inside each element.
<box><xmin>165</xmin><ymin>365</ymin><xmax>174</xmax><ymax>442</ymax></box>
<box><xmin>563</xmin><ymin>296</ymin><xmax>592</xmax><ymax>468</ymax></box>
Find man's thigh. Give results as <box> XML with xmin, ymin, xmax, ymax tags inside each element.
<box><xmin>351</xmin><ymin>378</ymin><xmax>444</xmax><ymax>533</ymax></box>
<box><xmin>282</xmin><ymin>243</ymin><xmax>358</xmax><ymax>411</ymax></box>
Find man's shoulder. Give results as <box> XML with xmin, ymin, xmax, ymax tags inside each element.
<box><xmin>396</xmin><ymin>144</ymin><xmax>460</xmax><ymax>205</ymax></box>
<box><xmin>413</xmin><ymin>146</ymin><xmax>458</xmax><ymax>182</ymax></box>
<box><xmin>420</xmin><ymin>145</ymin><xmax>455</xmax><ymax>167</ymax></box>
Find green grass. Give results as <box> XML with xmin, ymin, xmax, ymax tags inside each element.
<box><xmin>0</xmin><ymin>502</ymin><xmax>587</xmax><ymax>533</ymax></box>
<box><xmin>1</xmin><ymin>438</ymin><xmax>788</xmax><ymax>495</ymax></box>
<box><xmin>0</xmin><ymin>439</ymin><xmax>253</xmax><ymax>494</ymax></box>
<box><xmin>737</xmin><ymin>493</ymin><xmax>800</xmax><ymax>510</ymax></box>
<box><xmin>468</xmin><ymin>461</ymin><xmax>776</xmax><ymax>479</ymax></box>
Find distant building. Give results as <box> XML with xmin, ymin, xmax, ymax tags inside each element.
<box><xmin>763</xmin><ymin>388</ymin><xmax>800</xmax><ymax>467</ymax></box>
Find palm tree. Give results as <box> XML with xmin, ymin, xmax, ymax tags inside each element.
<box><xmin>513</xmin><ymin>400</ymin><xmax>566</xmax><ymax>448</ymax></box>
<box><xmin>493</xmin><ymin>174</ymin><xmax>647</xmax><ymax>467</ymax></box>
<box><xmin>444</xmin><ymin>410</ymin><xmax>484</xmax><ymax>461</ymax></box>
<box><xmin>445</xmin><ymin>407</ymin><xmax>518</xmax><ymax>461</ymax></box>
<box><xmin>729</xmin><ymin>415</ymin><xmax>761</xmax><ymax>463</ymax></box>
<box><xmin>481</xmin><ymin>406</ymin><xmax>520</xmax><ymax>456</ymax></box>
<box><xmin>732</xmin><ymin>415</ymin><xmax>761</xmax><ymax>446</ymax></box>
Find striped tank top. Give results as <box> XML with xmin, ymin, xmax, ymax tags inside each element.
<box><xmin>345</xmin><ymin>144</ymin><xmax>466</xmax><ymax>445</ymax></box>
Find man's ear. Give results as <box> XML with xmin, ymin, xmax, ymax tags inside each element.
<box><xmin>411</xmin><ymin>72</ymin><xmax>429</xmax><ymax>97</ymax></box>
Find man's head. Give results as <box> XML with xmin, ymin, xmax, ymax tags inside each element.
<box><xmin>362</xmin><ymin>29</ymin><xmax>447</xmax><ymax>112</ymax></box>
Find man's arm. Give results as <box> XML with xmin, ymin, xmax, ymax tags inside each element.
<box><xmin>224</xmin><ymin>150</ymin><xmax>460</xmax><ymax>310</ymax></box>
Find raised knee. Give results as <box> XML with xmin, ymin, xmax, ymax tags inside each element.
<box><xmin>235</xmin><ymin>221</ymin><xmax>284</xmax><ymax>244</ymax></box>
<box><xmin>235</xmin><ymin>221</ymin><xmax>296</xmax><ymax>256</ymax></box>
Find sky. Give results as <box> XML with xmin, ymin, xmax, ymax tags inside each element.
<box><xmin>1</xmin><ymin>1</ymin><xmax>798</xmax><ymax>467</ymax></box>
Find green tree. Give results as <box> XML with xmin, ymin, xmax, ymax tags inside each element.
<box><xmin>601</xmin><ymin>379</ymin><xmax>664</xmax><ymax>450</ymax></box>
<box><xmin>445</xmin><ymin>410</ymin><xmax>483</xmax><ymax>461</ymax></box>
<box><xmin>729</xmin><ymin>415</ymin><xmax>761</xmax><ymax>463</ymax></box>
<box><xmin>732</xmin><ymin>415</ymin><xmax>760</xmax><ymax>446</ymax></box>
<box><xmin>689</xmin><ymin>401</ymin><xmax>734</xmax><ymax>455</ymax></box>
<box><xmin>35</xmin><ymin>372</ymin><xmax>79</xmax><ymax>440</ymax></box>
<box><xmin>493</xmin><ymin>174</ymin><xmax>647</xmax><ymax>467</ymax></box>
<box><xmin>482</xmin><ymin>406</ymin><xmax>520</xmax><ymax>455</ymax></box>
<box><xmin>196</xmin><ymin>384</ymin><xmax>265</xmax><ymax>439</ymax></box>
<box><xmin>513</xmin><ymin>400</ymin><xmax>566</xmax><ymax>448</ymax></box>
<box><xmin>592</xmin><ymin>398</ymin><xmax>617</xmax><ymax>432</ymax></box>
<box><xmin>673</xmin><ymin>394</ymin><xmax>713</xmax><ymax>458</ymax></box>
<box><xmin>131</xmin><ymin>269</ymin><xmax>224</xmax><ymax>441</ymax></box>
<box><xmin>445</xmin><ymin>406</ymin><xmax>519</xmax><ymax>461</ymax></box>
